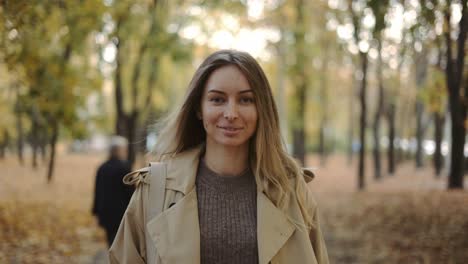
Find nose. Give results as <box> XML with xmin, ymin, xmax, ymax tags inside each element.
<box><xmin>224</xmin><ymin>101</ymin><xmax>239</xmax><ymax>121</ymax></box>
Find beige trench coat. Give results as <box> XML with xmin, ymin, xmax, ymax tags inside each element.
<box><xmin>109</xmin><ymin>146</ymin><xmax>329</xmax><ymax>264</ymax></box>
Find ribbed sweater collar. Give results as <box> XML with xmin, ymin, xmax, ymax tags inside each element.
<box><xmin>196</xmin><ymin>158</ymin><xmax>255</xmax><ymax>193</ymax></box>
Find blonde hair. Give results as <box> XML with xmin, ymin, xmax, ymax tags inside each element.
<box><xmin>153</xmin><ymin>50</ymin><xmax>313</xmax><ymax>229</ymax></box>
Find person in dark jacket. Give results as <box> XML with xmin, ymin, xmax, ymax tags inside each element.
<box><xmin>92</xmin><ymin>136</ymin><xmax>134</xmax><ymax>247</ymax></box>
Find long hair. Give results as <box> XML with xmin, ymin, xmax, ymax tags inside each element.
<box><xmin>153</xmin><ymin>50</ymin><xmax>313</xmax><ymax>228</ymax></box>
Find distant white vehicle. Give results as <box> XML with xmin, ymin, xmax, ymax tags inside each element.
<box><xmin>379</xmin><ymin>136</ymin><xmax>465</xmax><ymax>157</ymax></box>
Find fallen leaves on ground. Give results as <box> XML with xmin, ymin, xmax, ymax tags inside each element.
<box><xmin>0</xmin><ymin>201</ymin><xmax>105</xmax><ymax>263</ymax></box>
<box><xmin>321</xmin><ymin>191</ymin><xmax>468</xmax><ymax>264</ymax></box>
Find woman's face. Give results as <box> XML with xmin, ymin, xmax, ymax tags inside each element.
<box><xmin>200</xmin><ymin>65</ymin><xmax>258</xmax><ymax>149</ymax></box>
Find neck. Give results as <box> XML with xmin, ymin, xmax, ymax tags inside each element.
<box><xmin>203</xmin><ymin>141</ymin><xmax>250</xmax><ymax>177</ymax></box>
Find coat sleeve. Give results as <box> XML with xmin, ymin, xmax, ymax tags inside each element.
<box><xmin>121</xmin><ymin>162</ymin><xmax>135</xmax><ymax>205</ymax></box>
<box><xmin>109</xmin><ymin>184</ymin><xmax>147</xmax><ymax>264</ymax></box>
<box><xmin>309</xmin><ymin>205</ymin><xmax>329</xmax><ymax>264</ymax></box>
<box><xmin>305</xmin><ymin>185</ymin><xmax>329</xmax><ymax>264</ymax></box>
<box><xmin>92</xmin><ymin>167</ymin><xmax>102</xmax><ymax>217</ymax></box>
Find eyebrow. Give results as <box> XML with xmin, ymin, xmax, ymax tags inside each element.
<box><xmin>207</xmin><ymin>89</ymin><xmax>253</xmax><ymax>94</ymax></box>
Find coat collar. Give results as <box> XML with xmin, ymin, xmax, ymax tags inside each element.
<box><xmin>164</xmin><ymin>145</ymin><xmax>204</xmax><ymax>195</ymax></box>
<box><xmin>147</xmin><ymin>144</ymin><xmax>296</xmax><ymax>264</ymax></box>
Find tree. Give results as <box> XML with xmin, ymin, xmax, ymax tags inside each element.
<box><xmin>407</xmin><ymin>0</ymin><xmax>447</xmax><ymax>176</ymax></box>
<box><xmin>420</xmin><ymin>69</ymin><xmax>447</xmax><ymax>176</ymax></box>
<box><xmin>409</xmin><ymin>0</ymin><xmax>439</xmax><ymax>169</ymax></box>
<box><xmin>348</xmin><ymin>0</ymin><xmax>372</xmax><ymax>189</ymax></box>
<box><xmin>443</xmin><ymin>0</ymin><xmax>467</xmax><ymax>189</ymax></box>
<box><xmin>110</xmin><ymin>0</ymin><xmax>191</xmax><ymax>167</ymax></box>
<box><xmin>1</xmin><ymin>0</ymin><xmax>104</xmax><ymax>181</ymax></box>
<box><xmin>314</xmin><ymin>2</ymin><xmax>342</xmax><ymax>167</ymax></box>
<box><xmin>290</xmin><ymin>0</ymin><xmax>309</xmax><ymax>165</ymax></box>
<box><xmin>368</xmin><ymin>0</ymin><xmax>390</xmax><ymax>180</ymax></box>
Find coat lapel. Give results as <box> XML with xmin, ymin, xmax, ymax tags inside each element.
<box><xmin>257</xmin><ymin>192</ymin><xmax>296</xmax><ymax>264</ymax></box>
<box><xmin>146</xmin><ymin>188</ymin><xmax>200</xmax><ymax>264</ymax></box>
<box><xmin>146</xmin><ymin>145</ymin><xmax>203</xmax><ymax>264</ymax></box>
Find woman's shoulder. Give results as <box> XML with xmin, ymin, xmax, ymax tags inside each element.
<box><xmin>123</xmin><ymin>167</ymin><xmax>151</xmax><ymax>186</ymax></box>
<box><xmin>286</xmin><ymin>168</ymin><xmax>316</xmax><ymax>188</ymax></box>
<box><xmin>302</xmin><ymin>168</ymin><xmax>315</xmax><ymax>183</ymax></box>
<box><xmin>287</xmin><ymin>168</ymin><xmax>319</xmax><ymax>211</ymax></box>
<box><xmin>122</xmin><ymin>160</ymin><xmax>171</xmax><ymax>189</ymax></box>
<box><xmin>111</xmin><ymin>167</ymin><xmax>151</xmax><ymax>221</ymax></box>
<box><xmin>303</xmin><ymin>168</ymin><xmax>318</xmax><ymax>208</ymax></box>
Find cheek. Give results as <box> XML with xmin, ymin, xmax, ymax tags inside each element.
<box><xmin>201</xmin><ymin>106</ymin><xmax>219</xmax><ymax>128</ymax></box>
<box><xmin>245</xmin><ymin>108</ymin><xmax>258</xmax><ymax>129</ymax></box>
<box><xmin>252</xmin><ymin>117</ymin><xmax>258</xmax><ymax>132</ymax></box>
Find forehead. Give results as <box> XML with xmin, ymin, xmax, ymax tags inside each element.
<box><xmin>204</xmin><ymin>65</ymin><xmax>251</xmax><ymax>93</ymax></box>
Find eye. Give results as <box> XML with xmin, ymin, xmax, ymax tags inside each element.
<box><xmin>209</xmin><ymin>97</ymin><xmax>225</xmax><ymax>104</ymax></box>
<box><xmin>240</xmin><ymin>97</ymin><xmax>255</xmax><ymax>104</ymax></box>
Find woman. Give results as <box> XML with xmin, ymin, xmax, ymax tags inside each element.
<box><xmin>109</xmin><ymin>50</ymin><xmax>329</xmax><ymax>264</ymax></box>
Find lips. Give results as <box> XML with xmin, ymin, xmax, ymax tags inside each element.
<box><xmin>217</xmin><ymin>125</ymin><xmax>242</xmax><ymax>130</ymax></box>
<box><xmin>217</xmin><ymin>126</ymin><xmax>243</xmax><ymax>138</ymax></box>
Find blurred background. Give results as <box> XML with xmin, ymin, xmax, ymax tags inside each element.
<box><xmin>0</xmin><ymin>0</ymin><xmax>467</xmax><ymax>263</ymax></box>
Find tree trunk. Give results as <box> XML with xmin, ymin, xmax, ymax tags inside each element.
<box><xmin>126</xmin><ymin>111</ymin><xmax>139</xmax><ymax>168</ymax></box>
<box><xmin>138</xmin><ymin>117</ymin><xmax>150</xmax><ymax>155</ymax></box>
<box><xmin>387</xmin><ymin>103</ymin><xmax>396</xmax><ymax>175</ymax></box>
<box><xmin>372</xmin><ymin>102</ymin><xmax>382</xmax><ymax>180</ymax></box>
<box><xmin>113</xmin><ymin>26</ymin><xmax>133</xmax><ymax>166</ymax></box>
<box><xmin>347</xmin><ymin>80</ymin><xmax>357</xmax><ymax>166</ymax></box>
<box><xmin>373</xmin><ymin>39</ymin><xmax>384</xmax><ymax>180</ymax></box>
<box><xmin>31</xmin><ymin>118</ymin><xmax>39</xmax><ymax>168</ymax></box>
<box><xmin>30</xmin><ymin>103</ymin><xmax>43</xmax><ymax>168</ymax></box>
<box><xmin>114</xmin><ymin>32</ymin><xmax>127</xmax><ymax>138</ymax></box>
<box><xmin>319</xmin><ymin>122</ymin><xmax>326</xmax><ymax>167</ymax></box>
<box><xmin>444</xmin><ymin>0</ymin><xmax>466</xmax><ymax>189</ymax></box>
<box><xmin>448</xmin><ymin>108</ymin><xmax>465</xmax><ymax>188</ymax></box>
<box><xmin>293</xmin><ymin>129</ymin><xmax>306</xmax><ymax>165</ymax></box>
<box><xmin>292</xmin><ymin>82</ymin><xmax>306</xmax><ymax>166</ymax></box>
<box><xmin>31</xmin><ymin>131</ymin><xmax>38</xmax><ymax>168</ymax></box>
<box><xmin>39</xmin><ymin>127</ymin><xmax>47</xmax><ymax>164</ymax></box>
<box><xmin>292</xmin><ymin>0</ymin><xmax>307</xmax><ymax>166</ymax></box>
<box><xmin>397</xmin><ymin>92</ymin><xmax>411</xmax><ymax>165</ymax></box>
<box><xmin>0</xmin><ymin>134</ymin><xmax>4</xmax><ymax>159</ymax></box>
<box><xmin>47</xmin><ymin>122</ymin><xmax>59</xmax><ymax>183</ymax></box>
<box><xmin>433</xmin><ymin>112</ymin><xmax>444</xmax><ymax>176</ymax></box>
<box><xmin>415</xmin><ymin>100</ymin><xmax>425</xmax><ymax>167</ymax></box>
<box><xmin>276</xmin><ymin>28</ymin><xmax>288</xmax><ymax>148</ymax></box>
<box><xmin>15</xmin><ymin>98</ymin><xmax>24</xmax><ymax>165</ymax></box>
<box><xmin>415</xmin><ymin>50</ymin><xmax>428</xmax><ymax>168</ymax></box>
<box><xmin>318</xmin><ymin>94</ymin><xmax>327</xmax><ymax>167</ymax></box>
<box><xmin>0</xmin><ymin>129</ymin><xmax>9</xmax><ymax>159</ymax></box>
<box><xmin>358</xmin><ymin>51</ymin><xmax>368</xmax><ymax>190</ymax></box>
<box><xmin>319</xmin><ymin>48</ymin><xmax>330</xmax><ymax>167</ymax></box>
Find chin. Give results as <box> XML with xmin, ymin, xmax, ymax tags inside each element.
<box><xmin>215</xmin><ymin>138</ymin><xmax>249</xmax><ymax>148</ymax></box>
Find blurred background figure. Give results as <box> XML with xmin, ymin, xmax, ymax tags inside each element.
<box><xmin>92</xmin><ymin>136</ymin><xmax>133</xmax><ymax>247</ymax></box>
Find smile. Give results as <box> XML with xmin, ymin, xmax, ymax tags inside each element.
<box><xmin>217</xmin><ymin>126</ymin><xmax>243</xmax><ymax>131</ymax></box>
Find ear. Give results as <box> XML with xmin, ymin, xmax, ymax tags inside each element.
<box><xmin>196</xmin><ymin>111</ymin><xmax>202</xmax><ymax>120</ymax></box>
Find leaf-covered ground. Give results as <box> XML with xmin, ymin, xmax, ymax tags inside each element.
<box><xmin>0</xmin><ymin>153</ymin><xmax>107</xmax><ymax>263</ymax></box>
<box><xmin>320</xmin><ymin>191</ymin><xmax>468</xmax><ymax>263</ymax></box>
<box><xmin>1</xmin><ymin>152</ymin><xmax>467</xmax><ymax>263</ymax></box>
<box><xmin>308</xmin><ymin>155</ymin><xmax>468</xmax><ymax>264</ymax></box>
<box><xmin>0</xmin><ymin>201</ymin><xmax>105</xmax><ymax>263</ymax></box>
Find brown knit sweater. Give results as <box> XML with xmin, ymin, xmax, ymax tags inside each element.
<box><xmin>196</xmin><ymin>158</ymin><xmax>258</xmax><ymax>264</ymax></box>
